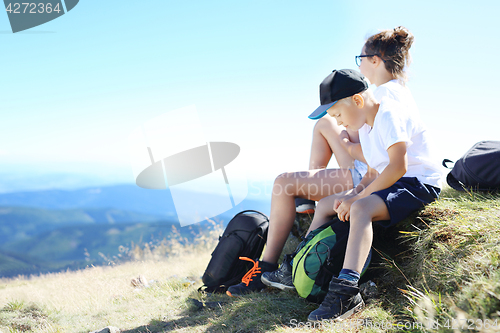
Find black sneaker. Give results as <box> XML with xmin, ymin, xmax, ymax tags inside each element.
<box><xmin>226</xmin><ymin>258</ymin><xmax>278</xmax><ymax>297</ymax></box>
<box><xmin>261</xmin><ymin>254</ymin><xmax>295</xmax><ymax>291</ymax></box>
<box><xmin>307</xmin><ymin>277</ymin><xmax>364</xmax><ymax>322</ymax></box>
<box><xmin>295</xmin><ymin>198</ymin><xmax>315</xmax><ymax>214</ymax></box>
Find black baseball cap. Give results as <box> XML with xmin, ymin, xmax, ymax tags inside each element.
<box><xmin>308</xmin><ymin>69</ymin><xmax>369</xmax><ymax>120</ymax></box>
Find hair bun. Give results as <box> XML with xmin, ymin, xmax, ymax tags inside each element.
<box><xmin>393</xmin><ymin>26</ymin><xmax>414</xmax><ymax>48</ymax></box>
<box><xmin>363</xmin><ymin>26</ymin><xmax>415</xmax><ymax>82</ymax></box>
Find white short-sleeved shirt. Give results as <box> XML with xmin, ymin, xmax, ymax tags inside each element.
<box><xmin>358</xmin><ymin>97</ymin><xmax>442</xmax><ymax>188</ymax></box>
<box><xmin>372</xmin><ymin>79</ymin><xmax>417</xmax><ymax>110</ymax></box>
<box><xmin>354</xmin><ymin>80</ymin><xmax>415</xmax><ymax>177</ymax></box>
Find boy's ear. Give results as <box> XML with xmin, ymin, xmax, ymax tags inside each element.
<box><xmin>352</xmin><ymin>94</ymin><xmax>364</xmax><ymax>108</ymax></box>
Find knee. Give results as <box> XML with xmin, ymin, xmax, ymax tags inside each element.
<box><xmin>313</xmin><ymin>117</ymin><xmax>339</xmax><ymax>135</ymax></box>
<box><xmin>315</xmin><ymin>198</ymin><xmax>332</xmax><ymax>214</ymax></box>
<box><xmin>350</xmin><ymin>199</ymin><xmax>373</xmax><ymax>223</ymax></box>
<box><xmin>273</xmin><ymin>172</ymin><xmax>297</xmax><ymax>196</ymax></box>
<box><xmin>274</xmin><ymin>172</ymin><xmax>295</xmax><ymax>185</ymax></box>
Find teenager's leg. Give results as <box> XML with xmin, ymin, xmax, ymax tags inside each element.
<box><xmin>304</xmin><ymin>192</ymin><xmax>346</xmax><ymax>236</ymax></box>
<box><xmin>343</xmin><ymin>195</ymin><xmax>390</xmax><ymax>273</ymax></box>
<box><xmin>261</xmin><ymin>169</ymin><xmax>353</xmax><ymax>264</ymax></box>
<box><xmin>309</xmin><ymin>117</ymin><xmax>355</xmax><ymax>170</ymax></box>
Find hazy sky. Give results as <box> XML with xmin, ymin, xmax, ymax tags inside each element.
<box><xmin>1</xmin><ymin>0</ymin><xmax>499</xmax><ymax>191</ymax></box>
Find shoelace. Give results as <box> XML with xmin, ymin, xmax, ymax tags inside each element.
<box><xmin>239</xmin><ymin>257</ymin><xmax>261</xmax><ymax>286</ymax></box>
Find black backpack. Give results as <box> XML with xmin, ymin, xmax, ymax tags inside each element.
<box><xmin>199</xmin><ymin>210</ymin><xmax>269</xmax><ymax>293</ymax></box>
<box><xmin>443</xmin><ymin>141</ymin><xmax>500</xmax><ymax>192</ymax></box>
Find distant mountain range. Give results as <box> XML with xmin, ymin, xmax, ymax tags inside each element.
<box><xmin>0</xmin><ymin>219</ymin><xmax>191</xmax><ymax>277</ymax></box>
<box><xmin>0</xmin><ymin>171</ymin><xmax>130</xmax><ymax>194</ymax></box>
<box><xmin>0</xmin><ymin>183</ymin><xmax>271</xmax><ymax>219</ymax></box>
<box><xmin>0</xmin><ymin>184</ymin><xmax>177</xmax><ymax>217</ymax></box>
<box><xmin>0</xmin><ymin>205</ymin><xmax>170</xmax><ymax>245</ymax></box>
<box><xmin>0</xmin><ymin>183</ymin><xmax>272</xmax><ymax>277</ymax></box>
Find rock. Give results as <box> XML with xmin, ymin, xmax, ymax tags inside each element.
<box><xmin>89</xmin><ymin>326</ymin><xmax>120</xmax><ymax>333</ymax></box>
<box><xmin>360</xmin><ymin>280</ymin><xmax>378</xmax><ymax>300</ymax></box>
<box><xmin>292</xmin><ymin>213</ymin><xmax>313</xmax><ymax>239</ymax></box>
<box><xmin>131</xmin><ymin>275</ymin><xmax>149</xmax><ymax>289</ymax></box>
<box><xmin>180</xmin><ymin>277</ymin><xmax>196</xmax><ymax>287</ymax></box>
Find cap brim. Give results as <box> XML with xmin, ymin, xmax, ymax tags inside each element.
<box><xmin>308</xmin><ymin>101</ymin><xmax>337</xmax><ymax>120</ymax></box>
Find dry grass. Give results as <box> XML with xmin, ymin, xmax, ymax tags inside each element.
<box><xmin>0</xmin><ymin>221</ymin><xmax>223</xmax><ymax>333</ymax></box>
<box><xmin>0</xmin><ymin>251</ymin><xmax>211</xmax><ymax>332</ymax></box>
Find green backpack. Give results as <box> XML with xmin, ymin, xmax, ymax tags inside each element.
<box><xmin>291</xmin><ymin>218</ymin><xmax>370</xmax><ymax>303</ymax></box>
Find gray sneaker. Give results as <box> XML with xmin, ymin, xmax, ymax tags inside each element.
<box><xmin>261</xmin><ymin>254</ymin><xmax>295</xmax><ymax>291</ymax></box>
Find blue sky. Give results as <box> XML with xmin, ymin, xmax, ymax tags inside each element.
<box><xmin>1</xmin><ymin>0</ymin><xmax>499</xmax><ymax>192</ymax></box>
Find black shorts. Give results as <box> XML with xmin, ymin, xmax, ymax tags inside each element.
<box><xmin>372</xmin><ymin>177</ymin><xmax>440</xmax><ymax>228</ymax></box>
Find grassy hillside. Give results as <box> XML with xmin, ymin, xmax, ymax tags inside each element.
<box><xmin>0</xmin><ymin>187</ymin><xmax>499</xmax><ymax>332</ymax></box>
<box><xmin>0</xmin><ymin>218</ymin><xmax>213</xmax><ymax>278</ymax></box>
<box><xmin>0</xmin><ymin>252</ymin><xmax>56</xmax><ymax>279</ymax></box>
<box><xmin>0</xmin><ymin>205</ymin><xmax>222</xmax><ymax>278</ymax></box>
<box><xmin>0</xmin><ymin>205</ymin><xmax>178</xmax><ymax>278</ymax></box>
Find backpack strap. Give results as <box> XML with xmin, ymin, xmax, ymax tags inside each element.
<box><xmin>442</xmin><ymin>159</ymin><xmax>455</xmax><ymax>169</ymax></box>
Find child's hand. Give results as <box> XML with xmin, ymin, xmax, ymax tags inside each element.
<box><xmin>339</xmin><ymin>130</ymin><xmax>351</xmax><ymax>143</ymax></box>
<box><xmin>334</xmin><ymin>195</ymin><xmax>357</xmax><ymax>222</ymax></box>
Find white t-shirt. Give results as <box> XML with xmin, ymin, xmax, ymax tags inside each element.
<box><xmin>373</xmin><ymin>79</ymin><xmax>417</xmax><ymax>110</ymax></box>
<box><xmin>358</xmin><ymin>97</ymin><xmax>442</xmax><ymax>188</ymax></box>
<box><xmin>354</xmin><ymin>80</ymin><xmax>415</xmax><ymax>176</ymax></box>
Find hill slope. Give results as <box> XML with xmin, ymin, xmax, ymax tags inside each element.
<box><xmin>0</xmin><ymin>205</ymin><xmax>181</xmax><ymax>278</ymax></box>
<box><xmin>1</xmin><ymin>188</ymin><xmax>498</xmax><ymax>332</ymax></box>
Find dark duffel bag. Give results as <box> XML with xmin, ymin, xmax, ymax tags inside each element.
<box><xmin>443</xmin><ymin>140</ymin><xmax>500</xmax><ymax>191</ymax></box>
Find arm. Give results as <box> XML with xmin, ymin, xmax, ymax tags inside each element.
<box><xmin>339</xmin><ymin>130</ymin><xmax>367</xmax><ymax>164</ymax></box>
<box><xmin>335</xmin><ymin>142</ymin><xmax>408</xmax><ymax>221</ymax></box>
<box><xmin>353</xmin><ymin>165</ymin><xmax>378</xmax><ymax>194</ymax></box>
<box><xmin>333</xmin><ymin>165</ymin><xmax>378</xmax><ymax>219</ymax></box>
<box><xmin>336</xmin><ymin>165</ymin><xmax>378</xmax><ymax>200</ymax></box>
<box><xmin>356</xmin><ymin>142</ymin><xmax>407</xmax><ymax>199</ymax></box>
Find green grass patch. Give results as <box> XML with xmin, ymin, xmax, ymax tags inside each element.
<box><xmin>0</xmin><ymin>301</ymin><xmax>60</xmax><ymax>332</ymax></box>
<box><xmin>397</xmin><ymin>188</ymin><xmax>500</xmax><ymax>332</ymax></box>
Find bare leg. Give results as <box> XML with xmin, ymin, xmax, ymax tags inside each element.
<box><xmin>309</xmin><ymin>117</ymin><xmax>358</xmax><ymax>170</ymax></box>
<box><xmin>303</xmin><ymin>191</ymin><xmax>347</xmax><ymax>236</ymax></box>
<box><xmin>343</xmin><ymin>195</ymin><xmax>390</xmax><ymax>273</ymax></box>
<box><xmin>261</xmin><ymin>169</ymin><xmax>353</xmax><ymax>264</ymax></box>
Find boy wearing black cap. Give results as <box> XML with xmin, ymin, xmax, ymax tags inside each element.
<box><xmin>305</xmin><ymin>69</ymin><xmax>441</xmax><ymax>321</ymax></box>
